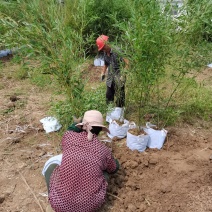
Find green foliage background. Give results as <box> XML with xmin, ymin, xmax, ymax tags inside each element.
<box><xmin>0</xmin><ymin>0</ymin><xmax>211</xmax><ymax>128</ymax></box>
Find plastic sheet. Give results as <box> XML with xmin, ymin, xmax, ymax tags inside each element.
<box><xmin>40</xmin><ymin>117</ymin><xmax>62</xmax><ymax>133</ymax></box>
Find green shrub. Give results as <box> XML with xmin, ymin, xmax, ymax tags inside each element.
<box><xmin>1</xmin><ymin>0</ymin><xmax>211</xmax><ymax>128</ymax></box>
<box><xmin>51</xmin><ymin>83</ymin><xmax>107</xmax><ymax>130</ymax></box>
<box><xmin>184</xmin><ymin>0</ymin><xmax>212</xmax><ymax>42</ymax></box>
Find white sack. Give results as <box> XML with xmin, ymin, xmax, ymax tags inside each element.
<box><xmin>106</xmin><ymin>107</ymin><xmax>124</xmax><ymax>123</ymax></box>
<box><xmin>107</xmin><ymin>119</ymin><xmax>129</xmax><ymax>139</ymax></box>
<box><xmin>126</xmin><ymin>131</ymin><xmax>149</xmax><ymax>152</ymax></box>
<box><xmin>100</xmin><ymin>59</ymin><xmax>105</xmax><ymax>66</ymax></box>
<box><xmin>94</xmin><ymin>58</ymin><xmax>104</xmax><ymax>66</ymax></box>
<box><xmin>128</xmin><ymin>122</ymin><xmax>137</xmax><ymax>129</ymax></box>
<box><xmin>207</xmin><ymin>63</ymin><xmax>212</xmax><ymax>68</ymax></box>
<box><xmin>94</xmin><ymin>58</ymin><xmax>101</xmax><ymax>66</ymax></box>
<box><xmin>144</xmin><ymin>127</ymin><xmax>167</xmax><ymax>149</ymax></box>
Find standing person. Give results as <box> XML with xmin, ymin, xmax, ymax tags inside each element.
<box><xmin>42</xmin><ymin>110</ymin><xmax>119</xmax><ymax>212</ymax></box>
<box><xmin>96</xmin><ymin>35</ymin><xmax>129</xmax><ymax>107</ymax></box>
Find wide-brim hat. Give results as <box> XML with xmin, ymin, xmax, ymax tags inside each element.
<box><xmin>76</xmin><ymin>110</ymin><xmax>109</xmax><ymax>141</ymax></box>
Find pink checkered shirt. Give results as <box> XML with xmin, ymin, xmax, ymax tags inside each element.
<box><xmin>49</xmin><ymin>131</ymin><xmax>117</xmax><ymax>212</ymax></box>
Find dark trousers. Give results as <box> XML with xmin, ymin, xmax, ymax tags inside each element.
<box><xmin>106</xmin><ymin>81</ymin><xmax>125</xmax><ymax>107</ymax></box>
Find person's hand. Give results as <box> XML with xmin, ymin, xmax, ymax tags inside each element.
<box><xmin>120</xmin><ymin>75</ymin><xmax>126</xmax><ymax>83</ymax></box>
<box><xmin>101</xmin><ymin>74</ymin><xmax>105</xmax><ymax>81</ymax></box>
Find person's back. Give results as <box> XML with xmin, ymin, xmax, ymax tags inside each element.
<box><xmin>48</xmin><ymin>115</ymin><xmax>118</xmax><ymax>212</ymax></box>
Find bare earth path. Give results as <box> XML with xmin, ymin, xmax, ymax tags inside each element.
<box><xmin>0</xmin><ymin>59</ymin><xmax>211</xmax><ymax>212</ymax></box>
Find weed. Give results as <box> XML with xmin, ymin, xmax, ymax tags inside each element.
<box><xmin>30</xmin><ymin>69</ymin><xmax>52</xmax><ymax>88</ymax></box>
<box><xmin>14</xmin><ymin>65</ymin><xmax>29</xmax><ymax>80</ymax></box>
<box><xmin>1</xmin><ymin>107</ymin><xmax>15</xmax><ymax>115</ymax></box>
<box><xmin>50</xmin><ymin>84</ymin><xmax>107</xmax><ymax>130</ymax></box>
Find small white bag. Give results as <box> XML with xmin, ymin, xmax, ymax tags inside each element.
<box><xmin>107</xmin><ymin>119</ymin><xmax>129</xmax><ymax>139</ymax></box>
<box><xmin>126</xmin><ymin>122</ymin><xmax>149</xmax><ymax>152</ymax></box>
<box><xmin>144</xmin><ymin>124</ymin><xmax>167</xmax><ymax>149</ymax></box>
<box><xmin>94</xmin><ymin>57</ymin><xmax>105</xmax><ymax>66</ymax></box>
<box><xmin>126</xmin><ymin>131</ymin><xmax>150</xmax><ymax>152</ymax></box>
<box><xmin>106</xmin><ymin>107</ymin><xmax>124</xmax><ymax>123</ymax></box>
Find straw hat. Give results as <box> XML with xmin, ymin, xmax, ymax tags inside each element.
<box><xmin>76</xmin><ymin>110</ymin><xmax>109</xmax><ymax>141</ymax></box>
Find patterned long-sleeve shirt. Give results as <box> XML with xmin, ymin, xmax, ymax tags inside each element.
<box><xmin>48</xmin><ymin>131</ymin><xmax>117</xmax><ymax>212</ymax></box>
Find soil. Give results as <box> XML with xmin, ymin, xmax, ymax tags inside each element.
<box><xmin>113</xmin><ymin>119</ymin><xmax>125</xmax><ymax>126</ymax></box>
<box><xmin>0</xmin><ymin>58</ymin><xmax>212</xmax><ymax>212</ymax></box>
<box><xmin>128</xmin><ymin>128</ymin><xmax>147</xmax><ymax>136</ymax></box>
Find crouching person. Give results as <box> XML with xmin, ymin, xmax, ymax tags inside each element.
<box><xmin>42</xmin><ymin>110</ymin><xmax>119</xmax><ymax>212</ymax></box>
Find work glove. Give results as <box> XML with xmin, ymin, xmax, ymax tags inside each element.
<box><xmin>101</xmin><ymin>74</ymin><xmax>105</xmax><ymax>81</ymax></box>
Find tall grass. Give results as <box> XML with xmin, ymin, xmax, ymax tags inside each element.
<box><xmin>0</xmin><ymin>0</ymin><xmax>87</xmax><ymax>118</ymax></box>
<box><xmin>0</xmin><ymin>0</ymin><xmax>211</xmax><ymax>127</ymax></box>
<box><xmin>112</xmin><ymin>0</ymin><xmax>212</xmax><ymax>127</ymax></box>
<box><xmin>114</xmin><ymin>0</ymin><xmax>174</xmax><ymax>126</ymax></box>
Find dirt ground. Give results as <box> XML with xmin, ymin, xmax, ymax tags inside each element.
<box><xmin>0</xmin><ymin>57</ymin><xmax>212</xmax><ymax>212</ymax></box>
